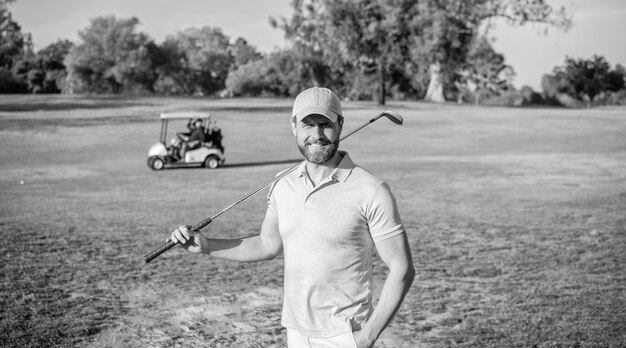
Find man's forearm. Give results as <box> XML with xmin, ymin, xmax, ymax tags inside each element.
<box><xmin>360</xmin><ymin>265</ymin><xmax>415</xmax><ymax>346</ymax></box>
<box><xmin>201</xmin><ymin>235</ymin><xmax>279</xmax><ymax>262</ymax></box>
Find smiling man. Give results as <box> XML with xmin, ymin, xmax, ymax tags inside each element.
<box><xmin>170</xmin><ymin>87</ymin><xmax>414</xmax><ymax>348</ymax></box>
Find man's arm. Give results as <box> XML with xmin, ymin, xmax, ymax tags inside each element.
<box><xmin>187</xmin><ymin>128</ymin><xmax>205</xmax><ymax>144</ymax></box>
<box><xmin>354</xmin><ymin>232</ymin><xmax>415</xmax><ymax>348</ymax></box>
<box><xmin>170</xmin><ymin>212</ymin><xmax>283</xmax><ymax>262</ymax></box>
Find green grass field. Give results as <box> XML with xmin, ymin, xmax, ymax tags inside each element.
<box><xmin>1</xmin><ymin>95</ymin><xmax>625</xmax><ymax>347</ymax></box>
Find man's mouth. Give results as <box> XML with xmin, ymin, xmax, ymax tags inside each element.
<box><xmin>306</xmin><ymin>142</ymin><xmax>329</xmax><ymax>148</ymax></box>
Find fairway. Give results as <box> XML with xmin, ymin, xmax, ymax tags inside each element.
<box><xmin>1</xmin><ymin>95</ymin><xmax>625</xmax><ymax>347</ymax></box>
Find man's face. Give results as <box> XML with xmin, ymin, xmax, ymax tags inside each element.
<box><xmin>293</xmin><ymin>114</ymin><xmax>342</xmax><ymax>164</ymax></box>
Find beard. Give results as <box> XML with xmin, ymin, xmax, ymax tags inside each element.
<box><xmin>297</xmin><ymin>137</ymin><xmax>339</xmax><ymax>164</ymax></box>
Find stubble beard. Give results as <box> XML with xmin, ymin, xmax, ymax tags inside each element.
<box><xmin>297</xmin><ymin>138</ymin><xmax>340</xmax><ymax>165</ymax></box>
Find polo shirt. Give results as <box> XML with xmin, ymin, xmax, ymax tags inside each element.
<box><xmin>265</xmin><ymin>151</ymin><xmax>405</xmax><ymax>338</ymax></box>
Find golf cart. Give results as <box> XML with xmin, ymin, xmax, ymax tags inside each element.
<box><xmin>147</xmin><ymin>112</ymin><xmax>225</xmax><ymax>170</ymax></box>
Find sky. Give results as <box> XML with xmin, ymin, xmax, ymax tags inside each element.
<box><xmin>9</xmin><ymin>0</ymin><xmax>626</xmax><ymax>90</ymax></box>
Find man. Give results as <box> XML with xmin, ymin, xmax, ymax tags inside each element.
<box><xmin>170</xmin><ymin>87</ymin><xmax>414</xmax><ymax>348</ymax></box>
<box><xmin>178</xmin><ymin>118</ymin><xmax>205</xmax><ymax>159</ymax></box>
<box><xmin>176</xmin><ymin>117</ymin><xmax>198</xmax><ymax>140</ymax></box>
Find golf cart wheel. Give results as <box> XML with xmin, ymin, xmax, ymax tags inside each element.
<box><xmin>151</xmin><ymin>157</ymin><xmax>165</xmax><ymax>171</ymax></box>
<box><xmin>204</xmin><ymin>156</ymin><xmax>219</xmax><ymax>169</ymax></box>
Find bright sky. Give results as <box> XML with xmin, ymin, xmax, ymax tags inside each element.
<box><xmin>10</xmin><ymin>0</ymin><xmax>626</xmax><ymax>90</ymax></box>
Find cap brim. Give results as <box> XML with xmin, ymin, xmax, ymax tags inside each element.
<box><xmin>292</xmin><ymin>107</ymin><xmax>339</xmax><ymax>123</ymax></box>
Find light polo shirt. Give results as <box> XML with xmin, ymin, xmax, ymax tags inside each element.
<box><xmin>265</xmin><ymin>151</ymin><xmax>405</xmax><ymax>338</ymax></box>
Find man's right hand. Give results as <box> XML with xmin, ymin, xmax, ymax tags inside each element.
<box><xmin>170</xmin><ymin>225</ymin><xmax>207</xmax><ymax>254</ymax></box>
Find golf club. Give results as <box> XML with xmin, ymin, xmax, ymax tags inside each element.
<box><xmin>143</xmin><ymin>110</ymin><xmax>404</xmax><ymax>263</ymax></box>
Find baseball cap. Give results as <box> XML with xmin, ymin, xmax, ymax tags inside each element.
<box><xmin>291</xmin><ymin>87</ymin><xmax>342</xmax><ymax>123</ymax></box>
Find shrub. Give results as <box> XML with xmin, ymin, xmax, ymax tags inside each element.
<box><xmin>542</xmin><ymin>55</ymin><xmax>625</xmax><ymax>105</ymax></box>
<box><xmin>225</xmin><ymin>60</ymin><xmax>271</xmax><ymax>97</ymax></box>
<box><xmin>609</xmin><ymin>90</ymin><xmax>626</xmax><ymax>105</ymax></box>
<box><xmin>481</xmin><ymin>90</ymin><xmax>524</xmax><ymax>107</ymax></box>
<box><xmin>0</xmin><ymin>67</ymin><xmax>27</xmax><ymax>93</ymax></box>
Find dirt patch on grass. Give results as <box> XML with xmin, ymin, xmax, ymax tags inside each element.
<box><xmin>90</xmin><ymin>285</ymin><xmax>285</xmax><ymax>348</ymax></box>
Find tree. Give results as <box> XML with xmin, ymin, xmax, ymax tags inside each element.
<box><xmin>273</xmin><ymin>0</ymin><xmax>570</xmax><ymax>104</ymax></box>
<box><xmin>64</xmin><ymin>16</ymin><xmax>158</xmax><ymax>93</ymax></box>
<box><xmin>230</xmin><ymin>37</ymin><xmax>263</xmax><ymax>68</ymax></box>
<box><xmin>542</xmin><ymin>55</ymin><xmax>625</xmax><ymax>107</ymax></box>
<box><xmin>156</xmin><ymin>27</ymin><xmax>232</xmax><ymax>96</ymax></box>
<box><xmin>12</xmin><ymin>40</ymin><xmax>73</xmax><ymax>93</ymax></box>
<box><xmin>225</xmin><ymin>59</ymin><xmax>269</xmax><ymax>96</ymax></box>
<box><xmin>270</xmin><ymin>3</ymin><xmax>349</xmax><ymax>97</ymax></box>
<box><xmin>264</xmin><ymin>48</ymin><xmax>326</xmax><ymax>96</ymax></box>
<box><xmin>1</xmin><ymin>1</ymin><xmax>31</xmax><ymax>69</ymax></box>
<box><xmin>411</xmin><ymin>0</ymin><xmax>570</xmax><ymax>103</ymax></box>
<box><xmin>272</xmin><ymin>0</ymin><xmax>411</xmax><ymax>104</ymax></box>
<box><xmin>225</xmin><ymin>48</ymin><xmax>320</xmax><ymax>97</ymax></box>
<box><xmin>0</xmin><ymin>0</ymin><xmax>32</xmax><ymax>92</ymax></box>
<box><xmin>456</xmin><ymin>36</ymin><xmax>515</xmax><ymax>104</ymax></box>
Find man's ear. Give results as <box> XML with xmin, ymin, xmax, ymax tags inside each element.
<box><xmin>291</xmin><ymin>119</ymin><xmax>297</xmax><ymax>136</ymax></box>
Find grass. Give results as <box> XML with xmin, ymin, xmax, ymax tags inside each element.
<box><xmin>0</xmin><ymin>95</ymin><xmax>625</xmax><ymax>347</ymax></box>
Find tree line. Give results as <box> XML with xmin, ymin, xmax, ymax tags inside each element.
<box><xmin>1</xmin><ymin>0</ymin><xmax>624</xmax><ymax>106</ymax></box>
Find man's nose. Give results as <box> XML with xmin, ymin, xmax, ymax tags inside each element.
<box><xmin>312</xmin><ymin>125</ymin><xmax>325</xmax><ymax>138</ymax></box>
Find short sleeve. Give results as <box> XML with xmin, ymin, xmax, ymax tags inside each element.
<box><xmin>365</xmin><ymin>182</ymin><xmax>405</xmax><ymax>242</ymax></box>
<box><xmin>266</xmin><ymin>181</ymin><xmax>278</xmax><ymax>220</ymax></box>
<box><xmin>266</xmin><ymin>167</ymin><xmax>291</xmax><ymax>222</ymax></box>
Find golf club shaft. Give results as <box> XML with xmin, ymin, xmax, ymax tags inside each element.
<box><xmin>143</xmin><ymin>111</ymin><xmax>398</xmax><ymax>263</ymax></box>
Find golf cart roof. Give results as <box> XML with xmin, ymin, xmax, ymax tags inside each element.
<box><xmin>159</xmin><ymin>112</ymin><xmax>211</xmax><ymax>119</ymax></box>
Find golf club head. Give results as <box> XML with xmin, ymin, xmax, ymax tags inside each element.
<box><xmin>380</xmin><ymin>110</ymin><xmax>403</xmax><ymax>125</ymax></box>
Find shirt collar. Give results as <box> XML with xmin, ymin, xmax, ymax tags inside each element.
<box><xmin>296</xmin><ymin>150</ymin><xmax>355</xmax><ymax>183</ymax></box>
<box><xmin>331</xmin><ymin>151</ymin><xmax>355</xmax><ymax>182</ymax></box>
